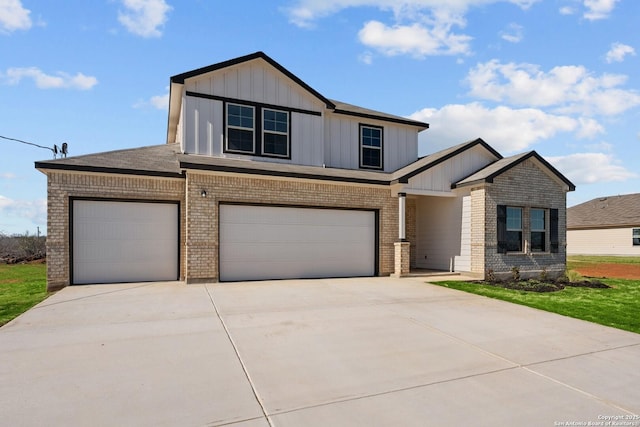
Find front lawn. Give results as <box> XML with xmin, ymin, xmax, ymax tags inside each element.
<box><xmin>0</xmin><ymin>263</ymin><xmax>48</xmax><ymax>327</ymax></box>
<box><xmin>435</xmin><ymin>278</ymin><xmax>640</xmax><ymax>334</ymax></box>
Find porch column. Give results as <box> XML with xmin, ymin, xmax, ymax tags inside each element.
<box><xmin>393</xmin><ymin>192</ymin><xmax>410</xmax><ymax>278</ymax></box>
<box><xmin>398</xmin><ymin>192</ymin><xmax>406</xmax><ymax>241</ymax></box>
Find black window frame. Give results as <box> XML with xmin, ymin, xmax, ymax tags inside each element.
<box><xmin>499</xmin><ymin>205</ymin><xmax>560</xmax><ymax>254</ymax></box>
<box><xmin>224</xmin><ymin>101</ymin><xmax>292</xmax><ymax>159</ymax></box>
<box><xmin>225</xmin><ymin>103</ymin><xmax>256</xmax><ymax>154</ymax></box>
<box><xmin>359</xmin><ymin>124</ymin><xmax>383</xmax><ymax>170</ymax></box>
<box><xmin>633</xmin><ymin>228</ymin><xmax>640</xmax><ymax>246</ymax></box>
<box><xmin>261</xmin><ymin>108</ymin><xmax>290</xmax><ymax>158</ymax></box>
<box><xmin>530</xmin><ymin>208</ymin><xmax>547</xmax><ymax>252</ymax></box>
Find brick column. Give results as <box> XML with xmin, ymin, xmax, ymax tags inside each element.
<box><xmin>392</xmin><ymin>241</ymin><xmax>410</xmax><ymax>277</ymax></box>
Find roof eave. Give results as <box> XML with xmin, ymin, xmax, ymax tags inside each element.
<box><xmin>34</xmin><ymin>162</ymin><xmax>184</xmax><ymax>179</ymax></box>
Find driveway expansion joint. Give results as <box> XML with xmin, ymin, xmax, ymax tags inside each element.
<box><xmin>204</xmin><ymin>285</ymin><xmax>273</xmax><ymax>427</ymax></box>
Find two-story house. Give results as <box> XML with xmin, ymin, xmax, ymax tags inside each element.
<box><xmin>36</xmin><ymin>52</ymin><xmax>575</xmax><ymax>290</ymax></box>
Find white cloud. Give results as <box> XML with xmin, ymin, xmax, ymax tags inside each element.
<box><xmin>575</xmin><ymin>117</ymin><xmax>605</xmax><ymax>139</ymax></box>
<box><xmin>286</xmin><ymin>0</ymin><xmax>539</xmax><ymax>28</ymax></box>
<box><xmin>358</xmin><ymin>51</ymin><xmax>374</xmax><ymax>65</ymax></box>
<box><xmin>559</xmin><ymin>6</ymin><xmax>575</xmax><ymax>15</ymax></box>
<box><xmin>2</xmin><ymin>67</ymin><xmax>98</xmax><ymax>90</ymax></box>
<box><xmin>410</xmin><ymin>102</ymin><xmax>578</xmax><ymax>154</ymax></box>
<box><xmin>134</xmin><ymin>86</ymin><xmax>169</xmax><ymax>110</ymax></box>
<box><xmin>286</xmin><ymin>1</ymin><xmax>540</xmax><ymax>57</ymax></box>
<box><xmin>0</xmin><ymin>172</ymin><xmax>17</xmax><ymax>179</ymax></box>
<box><xmin>583</xmin><ymin>0</ymin><xmax>618</xmax><ymax>20</ymax></box>
<box><xmin>358</xmin><ymin>19</ymin><xmax>472</xmax><ymax>58</ymax></box>
<box><xmin>0</xmin><ymin>195</ymin><xmax>47</xmax><ymax>226</ymax></box>
<box><xmin>605</xmin><ymin>42</ymin><xmax>635</xmax><ymax>63</ymax></box>
<box><xmin>584</xmin><ymin>141</ymin><xmax>613</xmax><ymax>152</ymax></box>
<box><xmin>547</xmin><ymin>152</ymin><xmax>636</xmax><ymax>184</ymax></box>
<box><xmin>0</xmin><ymin>0</ymin><xmax>31</xmax><ymax>33</ymax></box>
<box><xmin>465</xmin><ymin>59</ymin><xmax>640</xmax><ymax>116</ymax></box>
<box><xmin>500</xmin><ymin>22</ymin><xmax>523</xmax><ymax>43</ymax></box>
<box><xmin>118</xmin><ymin>0</ymin><xmax>171</xmax><ymax>38</ymax></box>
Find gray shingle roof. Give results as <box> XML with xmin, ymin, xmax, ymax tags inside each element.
<box><xmin>35</xmin><ymin>144</ymin><xmax>183</xmax><ymax>177</ymax></box>
<box><xmin>568</xmin><ymin>193</ymin><xmax>640</xmax><ymax>229</ymax></box>
<box><xmin>35</xmin><ymin>140</ymin><xmax>494</xmax><ymax>185</ymax></box>
<box><xmin>329</xmin><ymin>99</ymin><xmax>429</xmax><ymax>129</ymax></box>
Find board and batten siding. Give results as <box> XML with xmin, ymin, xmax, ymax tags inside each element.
<box><xmin>180</xmin><ymin>60</ymin><xmax>326</xmax><ymax>166</ymax></box>
<box><xmin>405</xmin><ymin>145</ymin><xmax>497</xmax><ymax>193</ymax></box>
<box><xmin>324</xmin><ymin>113</ymin><xmax>418</xmax><ymax>172</ymax></box>
<box><xmin>568</xmin><ymin>227</ymin><xmax>640</xmax><ymax>255</ymax></box>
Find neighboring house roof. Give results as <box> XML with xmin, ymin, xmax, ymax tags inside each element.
<box><xmin>167</xmin><ymin>52</ymin><xmax>428</xmax><ymax>143</ymax></box>
<box><xmin>567</xmin><ymin>193</ymin><xmax>640</xmax><ymax>229</ymax></box>
<box><xmin>453</xmin><ymin>150</ymin><xmax>576</xmax><ymax>191</ymax></box>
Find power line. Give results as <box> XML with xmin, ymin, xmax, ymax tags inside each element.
<box><xmin>0</xmin><ymin>135</ymin><xmax>67</xmax><ymax>158</ymax></box>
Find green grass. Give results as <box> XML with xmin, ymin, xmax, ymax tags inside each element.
<box><xmin>435</xmin><ymin>278</ymin><xmax>640</xmax><ymax>334</ymax></box>
<box><xmin>0</xmin><ymin>263</ymin><xmax>48</xmax><ymax>327</ymax></box>
<box><xmin>568</xmin><ymin>255</ymin><xmax>640</xmax><ymax>266</ymax></box>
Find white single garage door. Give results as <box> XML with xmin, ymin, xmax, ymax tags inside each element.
<box><xmin>220</xmin><ymin>205</ymin><xmax>376</xmax><ymax>281</ymax></box>
<box><xmin>72</xmin><ymin>200</ymin><xmax>179</xmax><ymax>284</ymax></box>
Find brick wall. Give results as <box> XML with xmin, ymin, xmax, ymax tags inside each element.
<box><xmin>45</xmin><ymin>171</ymin><xmax>186</xmax><ymax>290</ymax></box>
<box><xmin>185</xmin><ymin>172</ymin><xmax>396</xmax><ymax>282</ymax></box>
<box><xmin>479</xmin><ymin>159</ymin><xmax>568</xmax><ymax>279</ymax></box>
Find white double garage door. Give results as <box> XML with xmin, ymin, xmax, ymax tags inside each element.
<box><xmin>72</xmin><ymin>200</ymin><xmax>376</xmax><ymax>284</ymax></box>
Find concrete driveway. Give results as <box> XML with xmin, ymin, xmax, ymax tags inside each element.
<box><xmin>1</xmin><ymin>277</ymin><xmax>639</xmax><ymax>426</ymax></box>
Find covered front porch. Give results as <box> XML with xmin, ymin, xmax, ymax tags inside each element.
<box><xmin>392</xmin><ymin>189</ymin><xmax>474</xmax><ymax>278</ymax></box>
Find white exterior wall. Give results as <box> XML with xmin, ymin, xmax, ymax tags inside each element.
<box><xmin>406</xmin><ymin>145</ymin><xmax>497</xmax><ymax>193</ymax></box>
<box><xmin>181</xmin><ymin>60</ymin><xmax>325</xmax><ymax>166</ymax></box>
<box><xmin>568</xmin><ymin>227</ymin><xmax>640</xmax><ymax>255</ymax></box>
<box><xmin>454</xmin><ymin>195</ymin><xmax>471</xmax><ymax>272</ymax></box>
<box><xmin>324</xmin><ymin>113</ymin><xmax>418</xmax><ymax>172</ymax></box>
<box><xmin>415</xmin><ymin>196</ymin><xmax>464</xmax><ymax>271</ymax></box>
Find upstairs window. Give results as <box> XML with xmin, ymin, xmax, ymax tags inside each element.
<box><xmin>360</xmin><ymin>125</ymin><xmax>383</xmax><ymax>169</ymax></box>
<box><xmin>634</xmin><ymin>228</ymin><xmax>640</xmax><ymax>246</ymax></box>
<box><xmin>262</xmin><ymin>109</ymin><xmax>289</xmax><ymax>157</ymax></box>
<box><xmin>226</xmin><ymin>104</ymin><xmax>255</xmax><ymax>153</ymax></box>
<box><xmin>530</xmin><ymin>209</ymin><xmax>546</xmax><ymax>252</ymax></box>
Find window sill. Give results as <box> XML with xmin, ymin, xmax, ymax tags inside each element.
<box><xmin>504</xmin><ymin>251</ymin><xmax>552</xmax><ymax>256</ymax></box>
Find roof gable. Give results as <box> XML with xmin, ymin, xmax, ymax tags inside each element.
<box><xmin>171</xmin><ymin>51</ymin><xmax>334</xmax><ymax>108</ymax></box>
<box><xmin>392</xmin><ymin>138</ymin><xmax>502</xmax><ymax>184</ymax></box>
<box><xmin>453</xmin><ymin>150</ymin><xmax>576</xmax><ymax>191</ymax></box>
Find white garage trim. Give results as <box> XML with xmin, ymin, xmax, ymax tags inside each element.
<box><xmin>219</xmin><ymin>204</ymin><xmax>377</xmax><ymax>281</ymax></box>
<box><xmin>71</xmin><ymin>199</ymin><xmax>179</xmax><ymax>284</ymax></box>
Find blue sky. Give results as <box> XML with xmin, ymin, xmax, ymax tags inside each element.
<box><xmin>1</xmin><ymin>0</ymin><xmax>639</xmax><ymax>235</ymax></box>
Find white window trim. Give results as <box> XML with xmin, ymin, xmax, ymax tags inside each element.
<box><xmin>261</xmin><ymin>108</ymin><xmax>289</xmax><ymax>158</ymax></box>
<box><xmin>226</xmin><ymin>103</ymin><xmax>256</xmax><ymax>154</ymax></box>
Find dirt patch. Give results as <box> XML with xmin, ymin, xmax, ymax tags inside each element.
<box><xmin>572</xmin><ymin>263</ymin><xmax>640</xmax><ymax>280</ymax></box>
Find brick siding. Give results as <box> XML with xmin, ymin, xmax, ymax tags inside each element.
<box><xmin>185</xmin><ymin>172</ymin><xmax>396</xmax><ymax>282</ymax></box>
<box><xmin>479</xmin><ymin>159</ymin><xmax>568</xmax><ymax>279</ymax></box>
<box><xmin>45</xmin><ymin>171</ymin><xmax>186</xmax><ymax>290</ymax></box>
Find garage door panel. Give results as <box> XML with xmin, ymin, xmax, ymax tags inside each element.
<box><xmin>73</xmin><ymin>200</ymin><xmax>178</xmax><ymax>284</ymax></box>
<box><xmin>220</xmin><ymin>205</ymin><xmax>375</xmax><ymax>281</ymax></box>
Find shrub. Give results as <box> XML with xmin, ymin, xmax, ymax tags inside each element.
<box><xmin>511</xmin><ymin>266</ymin><xmax>520</xmax><ymax>281</ymax></box>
